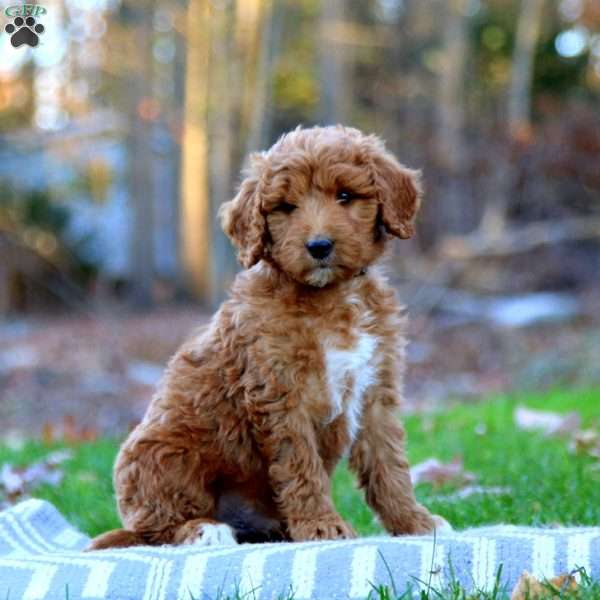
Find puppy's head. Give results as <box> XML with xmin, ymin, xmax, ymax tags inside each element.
<box><xmin>219</xmin><ymin>125</ymin><xmax>422</xmax><ymax>287</ymax></box>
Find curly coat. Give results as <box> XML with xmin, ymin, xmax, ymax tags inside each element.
<box><xmin>88</xmin><ymin>125</ymin><xmax>439</xmax><ymax>549</ymax></box>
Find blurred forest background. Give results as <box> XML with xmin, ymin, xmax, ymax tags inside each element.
<box><xmin>0</xmin><ymin>0</ymin><xmax>599</xmax><ymax>437</ymax></box>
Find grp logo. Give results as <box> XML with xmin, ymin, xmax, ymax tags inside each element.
<box><xmin>4</xmin><ymin>4</ymin><xmax>47</xmax><ymax>48</ymax></box>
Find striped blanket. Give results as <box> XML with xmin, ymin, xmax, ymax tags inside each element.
<box><xmin>0</xmin><ymin>499</ymin><xmax>598</xmax><ymax>599</ymax></box>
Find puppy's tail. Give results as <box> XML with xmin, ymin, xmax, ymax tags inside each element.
<box><xmin>86</xmin><ymin>528</ymin><xmax>149</xmax><ymax>551</ymax></box>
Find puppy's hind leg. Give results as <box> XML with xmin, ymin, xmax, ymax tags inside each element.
<box><xmin>172</xmin><ymin>518</ymin><xmax>238</xmax><ymax>546</ymax></box>
<box><xmin>111</xmin><ymin>438</ymin><xmax>231</xmax><ymax>547</ymax></box>
<box><xmin>86</xmin><ymin>529</ymin><xmax>149</xmax><ymax>551</ymax></box>
<box><xmin>87</xmin><ymin>520</ymin><xmax>238</xmax><ymax>550</ymax></box>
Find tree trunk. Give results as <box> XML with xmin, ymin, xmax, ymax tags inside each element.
<box><xmin>479</xmin><ymin>0</ymin><xmax>545</xmax><ymax>238</ymax></box>
<box><xmin>318</xmin><ymin>0</ymin><xmax>350</xmax><ymax>125</ymax></box>
<box><xmin>208</xmin><ymin>0</ymin><xmax>237</xmax><ymax>307</ymax></box>
<box><xmin>244</xmin><ymin>0</ymin><xmax>280</xmax><ymax>155</ymax></box>
<box><xmin>170</xmin><ymin>14</ymin><xmax>187</xmax><ymax>290</ymax></box>
<box><xmin>180</xmin><ymin>0</ymin><xmax>211</xmax><ymax>303</ymax></box>
<box><xmin>434</xmin><ymin>0</ymin><xmax>470</xmax><ymax>234</ymax></box>
<box><xmin>129</xmin><ymin>0</ymin><xmax>155</xmax><ymax>306</ymax></box>
<box><xmin>436</xmin><ymin>0</ymin><xmax>468</xmax><ymax>172</ymax></box>
<box><xmin>235</xmin><ymin>0</ymin><xmax>263</xmax><ymax>153</ymax></box>
<box><xmin>508</xmin><ymin>0</ymin><xmax>546</xmax><ymax>139</ymax></box>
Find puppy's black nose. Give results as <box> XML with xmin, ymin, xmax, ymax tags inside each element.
<box><xmin>306</xmin><ymin>238</ymin><xmax>334</xmax><ymax>259</ymax></box>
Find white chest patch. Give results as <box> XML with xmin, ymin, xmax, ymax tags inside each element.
<box><xmin>322</xmin><ymin>333</ymin><xmax>378</xmax><ymax>443</ymax></box>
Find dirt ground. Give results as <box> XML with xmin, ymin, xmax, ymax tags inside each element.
<box><xmin>1</xmin><ymin>292</ymin><xmax>598</xmax><ymax>438</ymax></box>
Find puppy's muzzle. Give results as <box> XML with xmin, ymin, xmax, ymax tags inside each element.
<box><xmin>306</xmin><ymin>238</ymin><xmax>334</xmax><ymax>260</ymax></box>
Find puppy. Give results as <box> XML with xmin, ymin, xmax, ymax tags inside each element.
<box><xmin>88</xmin><ymin>125</ymin><xmax>442</xmax><ymax>549</ymax></box>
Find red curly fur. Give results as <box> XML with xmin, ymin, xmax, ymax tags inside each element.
<box><xmin>88</xmin><ymin>125</ymin><xmax>442</xmax><ymax>550</ymax></box>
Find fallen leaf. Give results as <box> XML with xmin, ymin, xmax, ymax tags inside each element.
<box><xmin>45</xmin><ymin>449</ymin><xmax>73</xmax><ymax>466</ymax></box>
<box><xmin>410</xmin><ymin>457</ymin><xmax>475</xmax><ymax>487</ymax></box>
<box><xmin>0</xmin><ymin>464</ymin><xmax>24</xmax><ymax>497</ymax></box>
<box><xmin>41</xmin><ymin>422</ymin><xmax>55</xmax><ymax>444</ymax></box>
<box><xmin>440</xmin><ymin>485</ymin><xmax>512</xmax><ymax>501</ymax></box>
<box><xmin>1</xmin><ymin>430</ymin><xmax>26</xmax><ymax>452</ymax></box>
<box><xmin>21</xmin><ymin>463</ymin><xmax>64</xmax><ymax>488</ymax></box>
<box><xmin>514</xmin><ymin>406</ymin><xmax>581</xmax><ymax>437</ymax></box>
<box><xmin>0</xmin><ymin>450</ymin><xmax>72</xmax><ymax>505</ymax></box>
<box><xmin>80</xmin><ymin>426</ymin><xmax>99</xmax><ymax>442</ymax></box>
<box><xmin>76</xmin><ymin>471</ymin><xmax>98</xmax><ymax>484</ymax></box>
<box><xmin>40</xmin><ymin>417</ymin><xmax>99</xmax><ymax>444</ymax></box>
<box><xmin>63</xmin><ymin>415</ymin><xmax>78</xmax><ymax>443</ymax></box>
<box><xmin>511</xmin><ymin>571</ymin><xmax>578</xmax><ymax>600</ymax></box>
<box><xmin>569</xmin><ymin>429</ymin><xmax>600</xmax><ymax>456</ymax></box>
<box><xmin>549</xmin><ymin>574</ymin><xmax>578</xmax><ymax>593</ymax></box>
<box><xmin>474</xmin><ymin>423</ymin><xmax>488</xmax><ymax>436</ymax></box>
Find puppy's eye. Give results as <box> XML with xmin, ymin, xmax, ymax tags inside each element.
<box><xmin>336</xmin><ymin>190</ymin><xmax>356</xmax><ymax>204</ymax></box>
<box><xmin>273</xmin><ymin>201</ymin><xmax>297</xmax><ymax>214</ymax></box>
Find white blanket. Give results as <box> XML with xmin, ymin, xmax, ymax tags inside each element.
<box><xmin>1</xmin><ymin>499</ymin><xmax>598</xmax><ymax>599</ymax></box>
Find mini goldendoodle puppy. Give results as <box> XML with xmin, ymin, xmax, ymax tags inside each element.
<box><xmin>89</xmin><ymin>125</ymin><xmax>443</xmax><ymax>550</ymax></box>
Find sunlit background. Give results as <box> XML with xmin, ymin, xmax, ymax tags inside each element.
<box><xmin>0</xmin><ymin>0</ymin><xmax>599</xmax><ymax>435</ymax></box>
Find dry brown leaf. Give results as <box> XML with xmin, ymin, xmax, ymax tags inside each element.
<box><xmin>569</xmin><ymin>429</ymin><xmax>600</xmax><ymax>456</ymax></box>
<box><xmin>511</xmin><ymin>571</ymin><xmax>578</xmax><ymax>600</ymax></box>
<box><xmin>80</xmin><ymin>426</ymin><xmax>99</xmax><ymax>442</ymax></box>
<box><xmin>409</xmin><ymin>457</ymin><xmax>476</xmax><ymax>487</ymax></box>
<box><xmin>514</xmin><ymin>406</ymin><xmax>581</xmax><ymax>437</ymax></box>
<box><xmin>40</xmin><ymin>418</ymin><xmax>99</xmax><ymax>444</ymax></box>
<box><xmin>440</xmin><ymin>485</ymin><xmax>511</xmax><ymax>501</ymax></box>
<box><xmin>0</xmin><ymin>450</ymin><xmax>72</xmax><ymax>505</ymax></box>
<box><xmin>41</xmin><ymin>422</ymin><xmax>55</xmax><ymax>444</ymax></box>
<box><xmin>63</xmin><ymin>415</ymin><xmax>78</xmax><ymax>443</ymax></box>
<box><xmin>0</xmin><ymin>464</ymin><xmax>24</xmax><ymax>497</ymax></box>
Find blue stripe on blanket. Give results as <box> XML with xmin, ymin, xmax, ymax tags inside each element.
<box><xmin>0</xmin><ymin>499</ymin><xmax>598</xmax><ymax>599</ymax></box>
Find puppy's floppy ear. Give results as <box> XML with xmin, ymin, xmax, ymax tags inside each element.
<box><xmin>219</xmin><ymin>155</ymin><xmax>267</xmax><ymax>268</ymax></box>
<box><xmin>372</xmin><ymin>151</ymin><xmax>422</xmax><ymax>239</ymax></box>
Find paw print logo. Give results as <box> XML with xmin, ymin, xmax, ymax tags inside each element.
<box><xmin>4</xmin><ymin>16</ymin><xmax>45</xmax><ymax>48</ymax></box>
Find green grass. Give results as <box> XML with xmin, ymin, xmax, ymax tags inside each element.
<box><xmin>2</xmin><ymin>388</ymin><xmax>600</xmax><ymax>599</ymax></box>
<box><xmin>183</xmin><ymin>565</ymin><xmax>600</xmax><ymax>600</ymax></box>
<box><xmin>0</xmin><ymin>438</ymin><xmax>119</xmax><ymax>537</ymax></box>
<box><xmin>1</xmin><ymin>388</ymin><xmax>599</xmax><ymax>537</ymax></box>
<box><xmin>365</xmin><ymin>565</ymin><xmax>600</xmax><ymax>600</ymax></box>
<box><xmin>334</xmin><ymin>387</ymin><xmax>600</xmax><ymax>535</ymax></box>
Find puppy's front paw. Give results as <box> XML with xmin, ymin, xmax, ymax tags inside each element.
<box><xmin>401</xmin><ymin>506</ymin><xmax>452</xmax><ymax>535</ymax></box>
<box><xmin>431</xmin><ymin>514</ymin><xmax>453</xmax><ymax>533</ymax></box>
<box><xmin>289</xmin><ymin>514</ymin><xmax>356</xmax><ymax>541</ymax></box>
<box><xmin>389</xmin><ymin>504</ymin><xmax>452</xmax><ymax>536</ymax></box>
